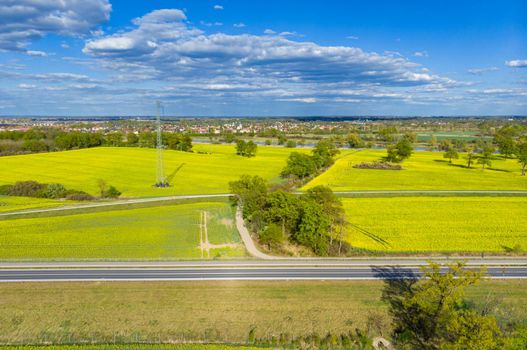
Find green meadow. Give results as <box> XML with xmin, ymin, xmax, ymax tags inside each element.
<box><xmin>304</xmin><ymin>149</ymin><xmax>527</xmax><ymax>191</ymax></box>
<box><xmin>342</xmin><ymin>197</ymin><xmax>527</xmax><ymax>252</ymax></box>
<box><xmin>0</xmin><ymin>346</ymin><xmax>265</xmax><ymax>350</ymax></box>
<box><xmin>0</xmin><ymin>145</ymin><xmax>307</xmax><ymax>197</ymax></box>
<box><xmin>0</xmin><ymin>201</ymin><xmax>245</xmax><ymax>260</ymax></box>
<box><xmin>0</xmin><ymin>280</ymin><xmax>525</xmax><ymax>344</ymax></box>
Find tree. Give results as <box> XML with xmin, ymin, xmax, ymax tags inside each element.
<box><xmin>97</xmin><ymin>179</ymin><xmax>107</xmax><ymax>198</ymax></box>
<box><xmin>105</xmin><ymin>186</ymin><xmax>121</xmax><ymax>198</ymax></box>
<box><xmin>443</xmin><ymin>147</ymin><xmax>459</xmax><ymax>164</ymax></box>
<box><xmin>312</xmin><ymin>139</ymin><xmax>339</xmax><ymax>169</ymax></box>
<box><xmin>516</xmin><ymin>142</ymin><xmax>527</xmax><ymax>176</ymax></box>
<box><xmin>126</xmin><ymin>132</ymin><xmax>139</xmax><ymax>146</ymax></box>
<box><xmin>386</xmin><ymin>138</ymin><xmax>413</xmax><ymax>163</ymax></box>
<box><xmin>105</xmin><ymin>132</ymin><xmax>124</xmax><ymax>147</ymax></box>
<box><xmin>295</xmin><ymin>199</ymin><xmax>330</xmax><ymax>256</ymax></box>
<box><xmin>229</xmin><ymin>175</ymin><xmax>268</xmax><ymax>220</ymax></box>
<box><xmin>259</xmin><ymin>223</ymin><xmax>284</xmax><ymax>249</ymax></box>
<box><xmin>381</xmin><ymin>262</ymin><xmax>503</xmax><ymax>350</ymax></box>
<box><xmin>477</xmin><ymin>146</ymin><xmax>494</xmax><ymax>169</ymax></box>
<box><xmin>285</xmin><ymin>140</ymin><xmax>297</xmax><ymax>148</ymax></box>
<box><xmin>464</xmin><ymin>151</ymin><xmax>476</xmax><ymax>168</ymax></box>
<box><xmin>281</xmin><ymin>152</ymin><xmax>317</xmax><ymax>179</ymax></box>
<box><xmin>304</xmin><ymin>186</ymin><xmax>345</xmax><ymax>245</ymax></box>
<box><xmin>235</xmin><ymin>140</ymin><xmax>257</xmax><ymax>157</ymax></box>
<box><xmin>264</xmin><ymin>190</ymin><xmax>300</xmax><ymax>236</ymax></box>
<box><xmin>347</xmin><ymin>133</ymin><xmax>364</xmax><ymax>148</ymax></box>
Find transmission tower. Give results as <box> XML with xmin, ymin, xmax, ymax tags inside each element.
<box><xmin>155</xmin><ymin>101</ymin><xmax>169</xmax><ymax>187</ymax></box>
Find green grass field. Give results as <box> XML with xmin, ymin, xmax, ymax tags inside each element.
<box><xmin>0</xmin><ymin>145</ymin><xmax>307</xmax><ymax>197</ymax></box>
<box><xmin>304</xmin><ymin>149</ymin><xmax>527</xmax><ymax>191</ymax></box>
<box><xmin>0</xmin><ymin>346</ymin><xmax>265</xmax><ymax>350</ymax></box>
<box><xmin>0</xmin><ymin>201</ymin><xmax>245</xmax><ymax>260</ymax></box>
<box><xmin>0</xmin><ymin>280</ymin><xmax>525</xmax><ymax>344</ymax></box>
<box><xmin>342</xmin><ymin>197</ymin><xmax>527</xmax><ymax>252</ymax></box>
<box><xmin>0</xmin><ymin>196</ymin><xmax>74</xmax><ymax>213</ymax></box>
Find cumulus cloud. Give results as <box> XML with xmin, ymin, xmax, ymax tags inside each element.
<box><xmin>506</xmin><ymin>59</ymin><xmax>527</xmax><ymax>68</ymax></box>
<box><xmin>0</xmin><ymin>0</ymin><xmax>111</xmax><ymax>52</ymax></box>
<box><xmin>233</xmin><ymin>23</ymin><xmax>246</xmax><ymax>28</ymax></box>
<box><xmin>213</xmin><ymin>5</ymin><xmax>224</xmax><ymax>10</ymax></box>
<box><xmin>83</xmin><ymin>8</ymin><xmax>450</xmax><ymax>91</ymax></box>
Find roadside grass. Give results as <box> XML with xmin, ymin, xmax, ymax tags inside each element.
<box><xmin>0</xmin><ymin>280</ymin><xmax>524</xmax><ymax>344</ymax></box>
<box><xmin>0</xmin><ymin>346</ymin><xmax>266</xmax><ymax>350</ymax></box>
<box><xmin>0</xmin><ymin>201</ymin><xmax>244</xmax><ymax>260</ymax></box>
<box><xmin>0</xmin><ymin>145</ymin><xmax>308</xmax><ymax>197</ymax></box>
<box><xmin>304</xmin><ymin>149</ymin><xmax>527</xmax><ymax>191</ymax></box>
<box><xmin>0</xmin><ymin>196</ymin><xmax>74</xmax><ymax>213</ymax></box>
<box><xmin>342</xmin><ymin>197</ymin><xmax>527</xmax><ymax>252</ymax></box>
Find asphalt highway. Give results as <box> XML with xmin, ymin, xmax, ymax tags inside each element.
<box><xmin>1</xmin><ymin>266</ymin><xmax>526</xmax><ymax>282</ymax></box>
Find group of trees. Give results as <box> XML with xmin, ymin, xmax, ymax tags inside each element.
<box><xmin>0</xmin><ymin>179</ymin><xmax>121</xmax><ymax>201</ymax></box>
<box><xmin>381</xmin><ymin>262</ymin><xmax>527</xmax><ymax>349</ymax></box>
<box><xmin>0</xmin><ymin>181</ymin><xmax>95</xmax><ymax>201</ymax></box>
<box><xmin>235</xmin><ymin>139</ymin><xmax>257</xmax><ymax>157</ymax></box>
<box><xmin>230</xmin><ymin>175</ymin><xmax>347</xmax><ymax>256</ymax></box>
<box><xmin>0</xmin><ymin>129</ymin><xmax>193</xmax><ymax>156</ymax></box>
<box><xmin>281</xmin><ymin>139</ymin><xmax>340</xmax><ymax>181</ymax></box>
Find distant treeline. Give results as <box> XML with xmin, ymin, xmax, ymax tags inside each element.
<box><xmin>0</xmin><ymin>130</ymin><xmax>192</xmax><ymax>156</ymax></box>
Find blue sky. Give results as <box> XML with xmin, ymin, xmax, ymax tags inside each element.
<box><xmin>0</xmin><ymin>0</ymin><xmax>526</xmax><ymax>116</ymax></box>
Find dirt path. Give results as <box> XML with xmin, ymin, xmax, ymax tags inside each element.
<box><xmin>235</xmin><ymin>207</ymin><xmax>279</xmax><ymax>260</ymax></box>
<box><xmin>200</xmin><ymin>210</ymin><xmax>239</xmax><ymax>258</ymax></box>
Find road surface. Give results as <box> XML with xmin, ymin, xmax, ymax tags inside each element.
<box><xmin>0</xmin><ymin>266</ymin><xmax>526</xmax><ymax>282</ymax></box>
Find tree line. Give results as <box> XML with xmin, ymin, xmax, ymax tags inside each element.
<box><xmin>0</xmin><ymin>129</ymin><xmax>193</xmax><ymax>156</ymax></box>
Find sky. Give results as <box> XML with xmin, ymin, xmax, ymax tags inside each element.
<box><xmin>0</xmin><ymin>0</ymin><xmax>526</xmax><ymax>117</ymax></box>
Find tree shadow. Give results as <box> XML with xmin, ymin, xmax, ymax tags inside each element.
<box><xmin>486</xmin><ymin>167</ymin><xmax>512</xmax><ymax>173</ymax></box>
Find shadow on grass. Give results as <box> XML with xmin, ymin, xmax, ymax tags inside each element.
<box><xmin>487</xmin><ymin>167</ymin><xmax>512</xmax><ymax>173</ymax></box>
<box><xmin>349</xmin><ymin>223</ymin><xmax>392</xmax><ymax>249</ymax></box>
<box><xmin>166</xmin><ymin>163</ymin><xmax>186</xmax><ymax>183</ymax></box>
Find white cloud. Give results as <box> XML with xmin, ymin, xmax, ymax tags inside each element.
<box><xmin>18</xmin><ymin>83</ymin><xmax>36</xmax><ymax>89</ymax></box>
<box><xmin>346</xmin><ymin>36</ymin><xmax>359</xmax><ymax>40</ymax></box>
<box><xmin>26</xmin><ymin>50</ymin><xmax>48</xmax><ymax>57</ymax></box>
<box><xmin>413</xmin><ymin>51</ymin><xmax>428</xmax><ymax>57</ymax></box>
<box><xmin>233</xmin><ymin>23</ymin><xmax>246</xmax><ymax>28</ymax></box>
<box><xmin>467</xmin><ymin>67</ymin><xmax>499</xmax><ymax>75</ymax></box>
<box><xmin>213</xmin><ymin>5</ymin><xmax>224</xmax><ymax>10</ymax></box>
<box><xmin>83</xmin><ymin>8</ymin><xmax>452</xmax><ymax>92</ymax></box>
<box><xmin>61</xmin><ymin>43</ymin><xmax>70</xmax><ymax>49</ymax></box>
<box><xmin>280</xmin><ymin>97</ymin><xmax>318</xmax><ymax>103</ymax></box>
<box><xmin>0</xmin><ymin>0</ymin><xmax>111</xmax><ymax>52</ymax></box>
<box><xmin>506</xmin><ymin>59</ymin><xmax>527</xmax><ymax>68</ymax></box>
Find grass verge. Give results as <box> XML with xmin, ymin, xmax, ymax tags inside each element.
<box><xmin>0</xmin><ymin>280</ymin><xmax>525</xmax><ymax>345</ymax></box>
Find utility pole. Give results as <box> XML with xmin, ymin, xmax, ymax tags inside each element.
<box><xmin>155</xmin><ymin>101</ymin><xmax>168</xmax><ymax>187</ymax></box>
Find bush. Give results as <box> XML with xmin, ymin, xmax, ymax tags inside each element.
<box><xmin>105</xmin><ymin>186</ymin><xmax>121</xmax><ymax>198</ymax></box>
<box><xmin>65</xmin><ymin>191</ymin><xmax>95</xmax><ymax>201</ymax></box>
<box><xmin>43</xmin><ymin>183</ymin><xmax>68</xmax><ymax>199</ymax></box>
<box><xmin>0</xmin><ymin>184</ymin><xmax>13</xmax><ymax>195</ymax></box>
<box><xmin>7</xmin><ymin>181</ymin><xmax>47</xmax><ymax>197</ymax></box>
<box><xmin>353</xmin><ymin>162</ymin><xmax>403</xmax><ymax>170</ymax></box>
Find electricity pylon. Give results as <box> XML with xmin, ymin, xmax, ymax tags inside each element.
<box><xmin>155</xmin><ymin>101</ymin><xmax>169</xmax><ymax>187</ymax></box>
